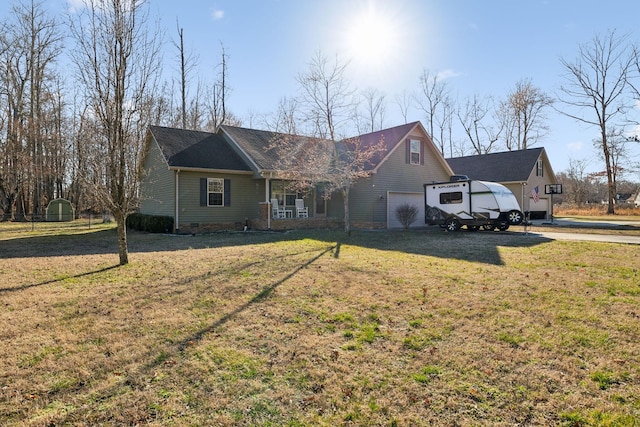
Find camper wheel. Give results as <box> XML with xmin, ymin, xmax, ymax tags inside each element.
<box><xmin>508</xmin><ymin>210</ymin><xmax>524</xmax><ymax>225</ymax></box>
<box><xmin>498</xmin><ymin>224</ymin><xmax>510</xmax><ymax>231</ymax></box>
<box><xmin>444</xmin><ymin>218</ymin><xmax>460</xmax><ymax>232</ymax></box>
<box><xmin>467</xmin><ymin>225</ymin><xmax>480</xmax><ymax>232</ymax></box>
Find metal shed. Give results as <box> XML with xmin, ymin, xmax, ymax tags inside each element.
<box><xmin>46</xmin><ymin>198</ymin><xmax>75</xmax><ymax>222</ymax></box>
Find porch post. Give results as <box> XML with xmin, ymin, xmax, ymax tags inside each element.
<box><xmin>175</xmin><ymin>169</ymin><xmax>180</xmax><ymax>233</ymax></box>
<box><xmin>521</xmin><ymin>182</ymin><xmax>527</xmax><ymax>219</ymax></box>
<box><xmin>265</xmin><ymin>177</ymin><xmax>271</xmax><ymax>229</ymax></box>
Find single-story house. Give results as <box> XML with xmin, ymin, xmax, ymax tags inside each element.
<box><xmin>446</xmin><ymin>147</ymin><xmax>558</xmax><ymax>220</ymax></box>
<box><xmin>139</xmin><ymin>121</ymin><xmax>454</xmax><ymax>232</ymax></box>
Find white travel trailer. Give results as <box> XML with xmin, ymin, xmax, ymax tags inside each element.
<box><xmin>424</xmin><ymin>179</ymin><xmax>524</xmax><ymax>231</ymax></box>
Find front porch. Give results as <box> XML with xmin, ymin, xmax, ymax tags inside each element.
<box><xmin>254</xmin><ymin>201</ymin><xmax>343</xmax><ymax>231</ymax></box>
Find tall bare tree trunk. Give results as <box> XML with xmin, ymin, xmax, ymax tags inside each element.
<box><xmin>70</xmin><ymin>0</ymin><xmax>161</xmax><ymax>265</ymax></box>
<box><xmin>559</xmin><ymin>30</ymin><xmax>633</xmax><ymax>215</ymax></box>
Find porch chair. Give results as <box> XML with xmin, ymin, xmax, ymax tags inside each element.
<box><xmin>295</xmin><ymin>199</ymin><xmax>308</xmax><ymax>218</ymax></box>
<box><xmin>271</xmin><ymin>198</ymin><xmax>286</xmax><ymax>219</ymax></box>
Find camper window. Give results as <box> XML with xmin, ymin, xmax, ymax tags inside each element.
<box><xmin>440</xmin><ymin>191</ymin><xmax>463</xmax><ymax>204</ymax></box>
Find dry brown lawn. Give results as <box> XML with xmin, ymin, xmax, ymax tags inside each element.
<box><xmin>0</xmin><ymin>220</ymin><xmax>639</xmax><ymax>426</ymax></box>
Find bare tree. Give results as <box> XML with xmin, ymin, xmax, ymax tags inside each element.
<box><xmin>296</xmin><ymin>51</ymin><xmax>355</xmax><ymax>141</ymax></box>
<box><xmin>269</xmin><ymin>133</ymin><xmax>384</xmax><ymax>235</ymax></box>
<box><xmin>357</xmin><ymin>87</ymin><xmax>386</xmax><ymax>133</ymax></box>
<box><xmin>435</xmin><ymin>96</ymin><xmax>455</xmax><ymax>158</ymax></box>
<box><xmin>276</xmin><ymin>51</ymin><xmax>383</xmax><ymax>233</ymax></box>
<box><xmin>394</xmin><ymin>89</ymin><xmax>412</xmax><ymax>124</ymax></box>
<box><xmin>595</xmin><ymin>128</ymin><xmax>631</xmax><ymax>194</ymax></box>
<box><xmin>415</xmin><ymin>69</ymin><xmax>450</xmax><ymax>155</ymax></box>
<box><xmin>0</xmin><ymin>0</ymin><xmax>63</xmax><ymax>220</ymax></box>
<box><xmin>70</xmin><ymin>0</ymin><xmax>161</xmax><ymax>265</ymax></box>
<box><xmin>457</xmin><ymin>94</ymin><xmax>502</xmax><ymax>154</ymax></box>
<box><xmin>173</xmin><ymin>21</ymin><xmax>199</xmax><ymax>129</ymax></box>
<box><xmin>565</xmin><ymin>158</ymin><xmax>592</xmax><ymax>205</ymax></box>
<box><xmin>498</xmin><ymin>79</ymin><xmax>553</xmax><ymax>151</ymax></box>
<box><xmin>205</xmin><ymin>42</ymin><xmax>231</xmax><ymax>131</ymax></box>
<box><xmin>264</xmin><ymin>96</ymin><xmax>299</xmax><ymax>134</ymax></box>
<box><xmin>559</xmin><ymin>30</ymin><xmax>634</xmax><ymax>214</ymax></box>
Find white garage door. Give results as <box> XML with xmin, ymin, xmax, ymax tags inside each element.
<box><xmin>387</xmin><ymin>192</ymin><xmax>425</xmax><ymax>229</ymax></box>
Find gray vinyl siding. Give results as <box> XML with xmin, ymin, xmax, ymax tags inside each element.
<box><xmin>349</xmin><ymin>133</ymin><xmax>450</xmax><ymax>225</ymax></box>
<box><xmin>139</xmin><ymin>140</ymin><xmax>175</xmax><ymax>217</ymax></box>
<box><xmin>177</xmin><ymin>171</ymin><xmax>264</xmax><ymax>225</ymax></box>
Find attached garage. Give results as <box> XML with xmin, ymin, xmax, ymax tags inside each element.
<box><xmin>387</xmin><ymin>192</ymin><xmax>425</xmax><ymax>229</ymax></box>
<box><xmin>528</xmin><ymin>197</ymin><xmax>549</xmax><ymax>220</ymax></box>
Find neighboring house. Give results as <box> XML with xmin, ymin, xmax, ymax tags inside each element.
<box><xmin>139</xmin><ymin>121</ymin><xmax>453</xmax><ymax>232</ymax></box>
<box><xmin>446</xmin><ymin>147</ymin><xmax>558</xmax><ymax>219</ymax></box>
<box><xmin>616</xmin><ymin>193</ymin><xmax>634</xmax><ymax>205</ymax></box>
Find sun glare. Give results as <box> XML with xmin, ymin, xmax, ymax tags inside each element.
<box><xmin>342</xmin><ymin>2</ymin><xmax>406</xmax><ymax>82</ymax></box>
<box><xmin>348</xmin><ymin>10</ymin><xmax>394</xmax><ymax>62</ymax></box>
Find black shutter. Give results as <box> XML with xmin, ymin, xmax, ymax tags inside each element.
<box><xmin>406</xmin><ymin>139</ymin><xmax>410</xmax><ymax>164</ymax></box>
<box><xmin>224</xmin><ymin>179</ymin><xmax>231</xmax><ymax>206</ymax></box>
<box><xmin>420</xmin><ymin>140</ymin><xmax>425</xmax><ymax>165</ymax></box>
<box><xmin>200</xmin><ymin>178</ymin><xmax>207</xmax><ymax>206</ymax></box>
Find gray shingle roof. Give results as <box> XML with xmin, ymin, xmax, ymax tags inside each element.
<box><xmin>218</xmin><ymin>125</ymin><xmax>286</xmax><ymax>170</ymax></box>
<box><xmin>348</xmin><ymin>121</ymin><xmax>421</xmax><ymax>170</ymax></box>
<box><xmin>148</xmin><ymin>121</ymin><xmax>435</xmax><ymax>173</ymax></box>
<box><xmin>446</xmin><ymin>147</ymin><xmax>545</xmax><ymax>182</ymax></box>
<box><xmin>149</xmin><ymin>126</ymin><xmax>252</xmax><ymax>171</ymax></box>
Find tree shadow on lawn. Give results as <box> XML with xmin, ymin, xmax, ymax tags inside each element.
<box><xmin>0</xmin><ymin>226</ymin><xmax>553</xmax><ymax>266</ymax></box>
<box><xmin>173</xmin><ymin>243</ymin><xmax>338</xmax><ymax>352</ymax></box>
<box><xmin>329</xmin><ymin>228</ymin><xmax>554</xmax><ymax>266</ymax></box>
<box><xmin>0</xmin><ymin>264</ymin><xmax>120</xmax><ymax>295</ymax></box>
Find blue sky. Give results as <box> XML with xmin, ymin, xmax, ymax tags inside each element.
<box><xmin>3</xmin><ymin>0</ymin><xmax>640</xmax><ymax>177</ymax></box>
<box><xmin>147</xmin><ymin>0</ymin><xmax>640</xmax><ymax>176</ymax></box>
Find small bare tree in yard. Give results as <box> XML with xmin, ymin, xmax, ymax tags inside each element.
<box><xmin>395</xmin><ymin>203</ymin><xmax>418</xmax><ymax>230</ymax></box>
<box><xmin>70</xmin><ymin>0</ymin><xmax>161</xmax><ymax>265</ymax></box>
<box><xmin>269</xmin><ymin>132</ymin><xmax>384</xmax><ymax>234</ymax></box>
<box><xmin>282</xmin><ymin>51</ymin><xmax>384</xmax><ymax>234</ymax></box>
<box><xmin>559</xmin><ymin>30</ymin><xmax>634</xmax><ymax>214</ymax></box>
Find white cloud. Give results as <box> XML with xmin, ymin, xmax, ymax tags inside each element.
<box><xmin>567</xmin><ymin>141</ymin><xmax>584</xmax><ymax>152</ymax></box>
<box><xmin>626</xmin><ymin>125</ymin><xmax>640</xmax><ymax>141</ymax></box>
<box><xmin>67</xmin><ymin>0</ymin><xmax>86</xmax><ymax>13</ymax></box>
<box><xmin>436</xmin><ymin>69</ymin><xmax>463</xmax><ymax>81</ymax></box>
<box><xmin>211</xmin><ymin>8</ymin><xmax>224</xmax><ymax>20</ymax></box>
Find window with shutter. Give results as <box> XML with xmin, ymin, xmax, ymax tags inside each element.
<box><xmin>409</xmin><ymin>139</ymin><xmax>421</xmax><ymax>165</ymax></box>
<box><xmin>200</xmin><ymin>178</ymin><xmax>227</xmax><ymax>207</ymax></box>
